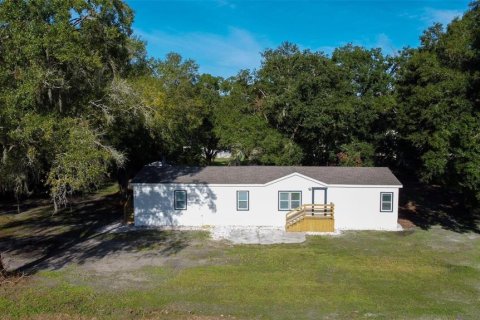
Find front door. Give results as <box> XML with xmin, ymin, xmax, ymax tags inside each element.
<box><xmin>312</xmin><ymin>188</ymin><xmax>327</xmax><ymax>204</ymax></box>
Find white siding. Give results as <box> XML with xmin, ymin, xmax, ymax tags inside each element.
<box><xmin>329</xmin><ymin>187</ymin><xmax>399</xmax><ymax>230</ymax></box>
<box><xmin>133</xmin><ymin>173</ymin><xmax>400</xmax><ymax>230</ymax></box>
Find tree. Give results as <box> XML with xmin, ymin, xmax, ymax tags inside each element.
<box><xmin>254</xmin><ymin>43</ymin><xmax>349</xmax><ymax>164</ymax></box>
<box><xmin>0</xmin><ymin>0</ymin><xmax>141</xmax><ymax>209</ymax></box>
<box><xmin>145</xmin><ymin>53</ymin><xmax>223</xmax><ymax>165</ymax></box>
<box><xmin>395</xmin><ymin>2</ymin><xmax>480</xmax><ymax>204</ymax></box>
<box><xmin>332</xmin><ymin>45</ymin><xmax>397</xmax><ymax>166</ymax></box>
<box><xmin>196</xmin><ymin>74</ymin><xmax>223</xmax><ymax>164</ymax></box>
<box><xmin>337</xmin><ymin>141</ymin><xmax>375</xmax><ymax>167</ymax></box>
<box><xmin>0</xmin><ymin>253</ymin><xmax>4</xmax><ymax>273</ymax></box>
<box><xmin>214</xmin><ymin>70</ymin><xmax>303</xmax><ymax>165</ymax></box>
<box><xmin>255</xmin><ymin>42</ymin><xmax>395</xmax><ymax>166</ymax></box>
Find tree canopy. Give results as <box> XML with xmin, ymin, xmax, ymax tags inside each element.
<box><xmin>1</xmin><ymin>0</ymin><xmax>479</xmax><ymax>209</ymax></box>
<box><xmin>396</xmin><ymin>4</ymin><xmax>480</xmax><ymax>204</ymax></box>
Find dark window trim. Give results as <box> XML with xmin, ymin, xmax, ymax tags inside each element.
<box><xmin>236</xmin><ymin>190</ymin><xmax>249</xmax><ymax>211</ymax></box>
<box><xmin>380</xmin><ymin>192</ymin><xmax>393</xmax><ymax>212</ymax></box>
<box><xmin>174</xmin><ymin>190</ymin><xmax>187</xmax><ymax>210</ymax></box>
<box><xmin>311</xmin><ymin>187</ymin><xmax>328</xmax><ymax>204</ymax></box>
<box><xmin>278</xmin><ymin>191</ymin><xmax>302</xmax><ymax>211</ymax></box>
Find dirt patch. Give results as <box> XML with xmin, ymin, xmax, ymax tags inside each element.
<box><xmin>398</xmin><ymin>218</ymin><xmax>416</xmax><ymax>229</ymax></box>
<box><xmin>0</xmin><ymin>191</ymin><xmax>124</xmax><ymax>274</ymax></box>
<box><xmin>70</xmin><ymin>238</ymin><xmax>222</xmax><ymax>275</ymax></box>
<box><xmin>0</xmin><ymin>270</ymin><xmax>28</xmax><ymax>288</ymax></box>
<box><xmin>1</xmin><ymin>193</ymin><xmax>230</xmax><ymax>290</ymax></box>
<box><xmin>11</xmin><ymin>228</ymin><xmax>232</xmax><ymax>292</ymax></box>
<box><xmin>22</xmin><ymin>228</ymin><xmax>218</xmax><ymax>275</ymax></box>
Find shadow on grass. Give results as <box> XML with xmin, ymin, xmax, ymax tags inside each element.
<box><xmin>44</xmin><ymin>229</ymin><xmax>192</xmax><ymax>271</ymax></box>
<box><xmin>0</xmin><ymin>195</ymin><xmax>51</xmax><ymax>215</ymax></box>
<box><xmin>399</xmin><ymin>179</ymin><xmax>479</xmax><ymax>233</ymax></box>
<box><xmin>0</xmin><ymin>194</ymin><xmax>192</xmax><ymax>275</ymax></box>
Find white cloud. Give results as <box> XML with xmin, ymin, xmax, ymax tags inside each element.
<box><xmin>135</xmin><ymin>27</ymin><xmax>268</xmax><ymax>77</ymax></box>
<box><xmin>400</xmin><ymin>7</ymin><xmax>463</xmax><ymax>27</ymax></box>
<box><xmin>422</xmin><ymin>8</ymin><xmax>463</xmax><ymax>26</ymax></box>
<box><xmin>374</xmin><ymin>33</ymin><xmax>397</xmax><ymax>54</ymax></box>
<box><xmin>216</xmin><ymin>0</ymin><xmax>236</xmax><ymax>9</ymax></box>
<box><xmin>342</xmin><ymin>33</ymin><xmax>397</xmax><ymax>56</ymax></box>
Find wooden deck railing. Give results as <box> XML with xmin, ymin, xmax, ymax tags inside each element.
<box><xmin>285</xmin><ymin>203</ymin><xmax>335</xmax><ymax>228</ymax></box>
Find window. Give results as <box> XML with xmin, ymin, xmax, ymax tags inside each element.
<box><xmin>278</xmin><ymin>191</ymin><xmax>302</xmax><ymax>211</ymax></box>
<box><xmin>380</xmin><ymin>192</ymin><xmax>393</xmax><ymax>212</ymax></box>
<box><xmin>174</xmin><ymin>190</ymin><xmax>187</xmax><ymax>210</ymax></box>
<box><xmin>237</xmin><ymin>191</ymin><xmax>249</xmax><ymax>211</ymax></box>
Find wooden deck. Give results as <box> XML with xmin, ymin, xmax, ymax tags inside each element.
<box><xmin>286</xmin><ymin>203</ymin><xmax>335</xmax><ymax>232</ymax></box>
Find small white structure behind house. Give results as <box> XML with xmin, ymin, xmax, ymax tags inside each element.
<box><xmin>131</xmin><ymin>165</ymin><xmax>402</xmax><ymax>231</ymax></box>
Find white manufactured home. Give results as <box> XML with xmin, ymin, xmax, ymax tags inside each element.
<box><xmin>131</xmin><ymin>165</ymin><xmax>402</xmax><ymax>232</ymax></box>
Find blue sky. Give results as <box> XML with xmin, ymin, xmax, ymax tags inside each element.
<box><xmin>127</xmin><ymin>0</ymin><xmax>471</xmax><ymax>77</ymax></box>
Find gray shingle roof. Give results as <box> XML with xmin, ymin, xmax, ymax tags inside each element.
<box><xmin>131</xmin><ymin>165</ymin><xmax>402</xmax><ymax>186</ymax></box>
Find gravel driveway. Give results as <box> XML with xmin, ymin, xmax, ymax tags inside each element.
<box><xmin>210</xmin><ymin>226</ymin><xmax>307</xmax><ymax>244</ymax></box>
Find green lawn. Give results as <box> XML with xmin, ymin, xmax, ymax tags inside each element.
<box><xmin>0</xmin><ymin>185</ymin><xmax>479</xmax><ymax>319</ymax></box>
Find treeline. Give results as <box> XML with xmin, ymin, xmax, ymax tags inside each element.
<box><xmin>0</xmin><ymin>0</ymin><xmax>479</xmax><ymax>210</ymax></box>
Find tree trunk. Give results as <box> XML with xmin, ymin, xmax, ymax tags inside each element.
<box><xmin>0</xmin><ymin>253</ymin><xmax>5</xmax><ymax>273</ymax></box>
<box><xmin>117</xmin><ymin>167</ymin><xmax>128</xmax><ymax>199</ymax></box>
<box><xmin>123</xmin><ymin>194</ymin><xmax>131</xmax><ymax>224</ymax></box>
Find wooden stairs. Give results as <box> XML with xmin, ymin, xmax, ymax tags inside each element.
<box><xmin>286</xmin><ymin>203</ymin><xmax>335</xmax><ymax>232</ymax></box>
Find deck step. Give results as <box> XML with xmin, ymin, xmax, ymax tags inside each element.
<box><xmin>285</xmin><ymin>204</ymin><xmax>335</xmax><ymax>232</ymax></box>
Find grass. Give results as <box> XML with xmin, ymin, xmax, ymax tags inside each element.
<box><xmin>0</xmin><ymin>183</ymin><xmax>479</xmax><ymax>319</ymax></box>
<box><xmin>211</xmin><ymin>157</ymin><xmax>231</xmax><ymax>166</ymax></box>
<box><xmin>1</xmin><ymin>229</ymin><xmax>479</xmax><ymax>319</ymax></box>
